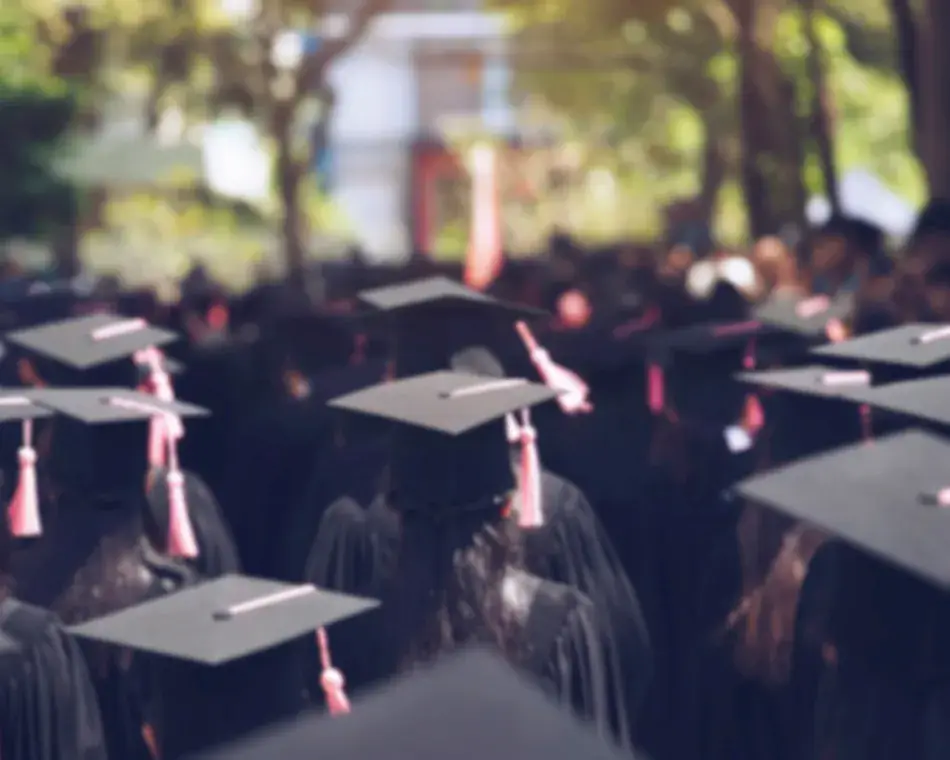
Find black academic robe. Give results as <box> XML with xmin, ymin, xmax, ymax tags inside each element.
<box><xmin>811</xmin><ymin>544</ymin><xmax>937</xmax><ymax>760</ymax></box>
<box><xmin>521</xmin><ymin>471</ymin><xmax>653</xmax><ymax>725</ymax></box>
<box><xmin>0</xmin><ymin>598</ymin><xmax>107</xmax><ymax>760</ymax></box>
<box><xmin>11</xmin><ymin>499</ymin><xmax>194</xmax><ymax>760</ymax></box>
<box><xmin>147</xmin><ymin>636</ymin><xmax>310</xmax><ymax>760</ymax></box>
<box><xmin>305</xmin><ymin>496</ymin><xmax>633</xmax><ymax>749</ymax></box>
<box><xmin>146</xmin><ymin>468</ymin><xmax>241</xmax><ymax>578</ymax></box>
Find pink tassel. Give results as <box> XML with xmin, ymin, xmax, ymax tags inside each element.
<box><xmin>859</xmin><ymin>403</ymin><xmax>873</xmax><ymax>443</ymax></box>
<box><xmin>165</xmin><ymin>437</ymin><xmax>198</xmax><ymax>559</ymax></box>
<box><xmin>509</xmin><ymin>409</ymin><xmax>543</xmax><ymax>528</ymax></box>
<box><xmin>612</xmin><ymin>306</ymin><xmax>660</xmax><ymax>339</ymax></box>
<box><xmin>744</xmin><ymin>394</ymin><xmax>765</xmax><ymax>434</ymax></box>
<box><xmin>349</xmin><ymin>333</ymin><xmax>367</xmax><ymax>366</ymax></box>
<box><xmin>743</xmin><ymin>337</ymin><xmax>757</xmax><ymax>370</ymax></box>
<box><xmin>825</xmin><ymin>318</ymin><xmax>848</xmax><ymax>343</ymax></box>
<box><xmin>317</xmin><ymin>627</ymin><xmax>350</xmax><ymax>715</ymax></box>
<box><xmin>741</xmin><ymin>338</ymin><xmax>766</xmax><ymax>433</ymax></box>
<box><xmin>135</xmin><ymin>347</ymin><xmax>183</xmax><ymax>469</ymax></box>
<box><xmin>7</xmin><ymin>419</ymin><xmax>40</xmax><ymax>538</ymax></box>
<box><xmin>515</xmin><ymin>321</ymin><xmax>592</xmax><ymax>414</ymax></box>
<box><xmin>647</xmin><ymin>363</ymin><xmax>665</xmax><ymax>414</ymax></box>
<box><xmin>504</xmin><ymin>413</ymin><xmax>520</xmax><ymax>444</ymax></box>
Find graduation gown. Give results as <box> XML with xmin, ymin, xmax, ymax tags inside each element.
<box><xmin>0</xmin><ymin>598</ymin><xmax>107</xmax><ymax>760</ymax></box>
<box><xmin>520</xmin><ymin>470</ymin><xmax>653</xmax><ymax>722</ymax></box>
<box><xmin>305</xmin><ymin>495</ymin><xmax>633</xmax><ymax>748</ymax></box>
<box><xmin>11</xmin><ymin>498</ymin><xmax>194</xmax><ymax>760</ymax></box>
<box><xmin>146</xmin><ymin>468</ymin><xmax>241</xmax><ymax>578</ymax></box>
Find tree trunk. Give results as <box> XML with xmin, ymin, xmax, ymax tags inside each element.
<box><xmin>732</xmin><ymin>0</ymin><xmax>807</xmax><ymax>237</ymax></box>
<box><xmin>889</xmin><ymin>0</ymin><xmax>921</xmax><ymax>154</ymax></box>
<box><xmin>273</xmin><ymin>101</ymin><xmax>306</xmax><ymax>287</ymax></box>
<box><xmin>918</xmin><ymin>0</ymin><xmax>950</xmax><ymax>196</ymax></box>
<box><xmin>697</xmin><ymin>122</ymin><xmax>727</xmax><ymax>229</ymax></box>
<box><xmin>802</xmin><ymin>0</ymin><xmax>839</xmax><ymax>213</ymax></box>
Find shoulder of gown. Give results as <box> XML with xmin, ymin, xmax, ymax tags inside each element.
<box><xmin>524</xmin><ymin>470</ymin><xmax>653</xmax><ymax>714</ymax></box>
<box><xmin>503</xmin><ymin>568</ymin><xmax>634</xmax><ymax>750</ymax></box>
<box><xmin>0</xmin><ymin>597</ymin><xmax>108</xmax><ymax>760</ymax></box>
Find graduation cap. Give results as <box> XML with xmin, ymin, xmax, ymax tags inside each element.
<box><xmin>330</xmin><ymin>371</ymin><xmax>556</xmax><ymax>511</ymax></box>
<box><xmin>736</xmin><ymin>365</ymin><xmax>874</xmax><ymax>401</ymax></box>
<box><xmin>69</xmin><ymin>574</ymin><xmax>378</xmax><ymax>714</ymax></box>
<box><xmin>263</xmin><ymin>310</ymin><xmax>356</xmax><ymax>375</ymax></box>
<box><xmin>329</xmin><ymin>370</ymin><xmax>556</xmax><ymax>436</ymax></box>
<box><xmin>355</xmin><ymin>277</ymin><xmax>545</xmax><ymax>380</ymax></box>
<box><xmin>33</xmin><ymin>388</ymin><xmax>208</xmax><ymax>557</ymax></box>
<box><xmin>736</xmin><ymin>365</ymin><xmax>874</xmax><ymax>449</ymax></box>
<box><xmin>812</xmin><ymin>323</ymin><xmax>950</xmax><ymax>371</ymax></box>
<box><xmin>189</xmin><ymin>646</ymin><xmax>636</xmax><ymax>760</ymax></box>
<box><xmin>849</xmin><ymin>374</ymin><xmax>950</xmax><ymax>428</ymax></box>
<box><xmin>753</xmin><ymin>293</ymin><xmax>854</xmax><ymax>341</ymax></box>
<box><xmin>642</xmin><ymin>319</ymin><xmax>771</xmax><ymax>420</ymax></box>
<box><xmin>733</xmin><ymin>429</ymin><xmax>950</xmax><ymax>590</ymax></box>
<box><xmin>6</xmin><ymin>313</ymin><xmax>176</xmax><ymax>371</ymax></box>
<box><xmin>358</xmin><ymin>276</ymin><xmax>543</xmax><ymax>317</ymax></box>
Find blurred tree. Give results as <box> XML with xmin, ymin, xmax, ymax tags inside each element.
<box><xmin>15</xmin><ymin>0</ymin><xmax>389</xmax><ymax>284</ymax></box>
<box><xmin>0</xmin><ymin>4</ymin><xmax>80</xmax><ymax>269</ymax></box>
<box><xmin>188</xmin><ymin>0</ymin><xmax>392</xmax><ymax>285</ymax></box>
<box><xmin>492</xmin><ymin>0</ymin><xmax>922</xmax><ymax>240</ymax></box>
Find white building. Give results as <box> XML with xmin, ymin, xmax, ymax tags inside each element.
<box><xmin>325</xmin><ymin>7</ymin><xmax>516</xmax><ymax>261</ymax></box>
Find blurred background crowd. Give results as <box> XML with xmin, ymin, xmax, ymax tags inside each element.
<box><xmin>1</xmin><ymin>0</ymin><xmax>944</xmax><ymax>297</ymax></box>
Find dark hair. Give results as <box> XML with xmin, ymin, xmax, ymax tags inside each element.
<box><xmin>0</xmin><ymin>499</ymin><xmax>12</xmax><ymax>600</ymax></box>
<box><xmin>387</xmin><ymin>505</ymin><xmax>524</xmax><ymax>668</ymax></box>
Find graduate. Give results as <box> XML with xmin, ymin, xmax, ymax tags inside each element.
<box><xmin>189</xmin><ymin>647</ymin><xmax>647</xmax><ymax>760</ymax></box>
<box><xmin>306</xmin><ymin>369</ymin><xmax>633</xmax><ymax>747</ymax></box>
<box><xmin>0</xmin><ymin>387</ymin><xmax>206</xmax><ymax>760</ymax></box>
<box><xmin>219</xmin><ymin>307</ymin><xmax>382</xmax><ymax>578</ymax></box>
<box><xmin>734</xmin><ymin>428</ymin><xmax>950</xmax><ymax>760</ymax></box>
<box><xmin>450</xmin><ymin>344</ymin><xmax>653</xmax><ymax>723</ymax></box>
<box><xmin>5</xmin><ymin>312</ymin><xmax>238</xmax><ymax>573</ymax></box>
<box><xmin>0</xmin><ymin>507</ymin><xmax>108</xmax><ymax>760</ymax></box>
<box><xmin>68</xmin><ymin>572</ymin><xmax>378</xmax><ymax>758</ymax></box>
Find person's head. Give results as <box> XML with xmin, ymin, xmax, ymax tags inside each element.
<box><xmin>660</xmin><ymin>243</ymin><xmax>696</xmax><ymax>283</ymax></box>
<box><xmin>809</xmin><ymin>217</ymin><xmax>854</xmax><ymax>281</ymax></box>
<box><xmin>752</xmin><ymin>236</ymin><xmax>800</xmax><ymax>295</ymax></box>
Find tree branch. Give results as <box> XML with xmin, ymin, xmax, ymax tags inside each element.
<box><xmin>295</xmin><ymin>0</ymin><xmax>394</xmax><ymax>93</ymax></box>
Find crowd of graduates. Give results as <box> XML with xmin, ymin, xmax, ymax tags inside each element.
<box><xmin>2</xmin><ymin>198</ymin><xmax>950</xmax><ymax>760</ymax></box>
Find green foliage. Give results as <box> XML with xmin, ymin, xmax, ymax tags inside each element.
<box><xmin>492</xmin><ymin>0</ymin><xmax>923</xmax><ymax>243</ymax></box>
<box><xmin>0</xmin><ymin>6</ymin><xmax>80</xmax><ymax>241</ymax></box>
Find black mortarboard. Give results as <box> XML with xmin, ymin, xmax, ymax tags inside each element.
<box><xmin>356</xmin><ymin>277</ymin><xmax>544</xmax><ymax>378</ymax></box>
<box><xmin>813</xmin><ymin>323</ymin><xmax>950</xmax><ymax>370</ymax></box>
<box><xmin>68</xmin><ymin>574</ymin><xmax>378</xmax><ymax>665</ymax></box>
<box><xmin>646</xmin><ymin>318</ymin><xmax>769</xmax><ymax>364</ymax></box>
<box><xmin>753</xmin><ymin>293</ymin><xmax>854</xmax><ymax>339</ymax></box>
<box><xmin>189</xmin><ymin>646</ymin><xmax>635</xmax><ymax>760</ymax></box>
<box><xmin>263</xmin><ymin>311</ymin><xmax>355</xmax><ymax>376</ymax></box>
<box><xmin>734</xmin><ymin>429</ymin><xmax>950</xmax><ymax>589</ymax></box>
<box><xmin>850</xmin><ymin>374</ymin><xmax>950</xmax><ymax>428</ymax></box>
<box><xmin>736</xmin><ymin>365</ymin><xmax>874</xmax><ymax>401</ymax></box>
<box><xmin>7</xmin><ymin>313</ymin><xmax>177</xmax><ymax>370</ymax></box>
<box><xmin>0</xmin><ymin>393</ymin><xmax>56</xmax><ymax>423</ymax></box>
<box><xmin>735</xmin><ymin>365</ymin><xmax>868</xmax><ymax>461</ymax></box>
<box><xmin>331</xmin><ymin>371</ymin><xmax>555</xmax><ymax>508</ymax></box>
<box><xmin>644</xmin><ymin>318</ymin><xmax>770</xmax><ymax>425</ymax></box>
<box><xmin>358</xmin><ymin>276</ymin><xmax>542</xmax><ymax>317</ymax></box>
<box><xmin>36</xmin><ymin>388</ymin><xmax>208</xmax><ymax>507</ymax></box>
<box><xmin>30</xmin><ymin>387</ymin><xmax>206</xmax><ymax>424</ymax></box>
<box><xmin>329</xmin><ymin>370</ymin><xmax>556</xmax><ymax>435</ymax></box>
